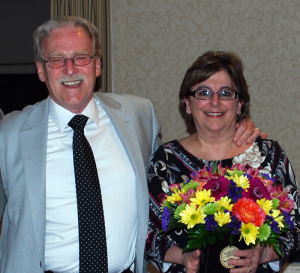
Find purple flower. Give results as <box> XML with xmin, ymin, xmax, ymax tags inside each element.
<box><xmin>242</xmin><ymin>177</ymin><xmax>271</xmax><ymax>201</ymax></box>
<box><xmin>227</xmin><ymin>181</ymin><xmax>242</xmax><ymax>203</ymax></box>
<box><xmin>205</xmin><ymin>215</ymin><xmax>218</xmax><ymax>231</ymax></box>
<box><xmin>162</xmin><ymin>207</ymin><xmax>171</xmax><ymax>232</ymax></box>
<box><xmin>283</xmin><ymin>211</ymin><xmax>294</xmax><ymax>229</ymax></box>
<box><xmin>270</xmin><ymin>221</ymin><xmax>280</xmax><ymax>234</ymax></box>
<box><xmin>227</xmin><ymin>215</ymin><xmax>241</xmax><ymax>235</ymax></box>
<box><xmin>203</xmin><ymin>176</ymin><xmax>230</xmax><ymax>201</ymax></box>
<box><xmin>261</xmin><ymin>173</ymin><xmax>276</xmax><ymax>182</ymax></box>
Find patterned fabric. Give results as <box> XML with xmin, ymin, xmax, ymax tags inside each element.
<box><xmin>69</xmin><ymin>115</ymin><xmax>108</xmax><ymax>272</ymax></box>
<box><xmin>145</xmin><ymin>137</ymin><xmax>300</xmax><ymax>273</ymax></box>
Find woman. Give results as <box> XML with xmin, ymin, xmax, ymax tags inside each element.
<box><xmin>145</xmin><ymin>51</ymin><xmax>300</xmax><ymax>273</ymax></box>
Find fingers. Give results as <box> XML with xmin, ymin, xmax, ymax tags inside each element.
<box><xmin>228</xmin><ymin>248</ymin><xmax>261</xmax><ymax>273</ymax></box>
<box><xmin>193</xmin><ymin>249</ymin><xmax>201</xmax><ymax>259</ymax></box>
<box><xmin>234</xmin><ymin>119</ymin><xmax>259</xmax><ymax>146</ymax></box>
<box><xmin>183</xmin><ymin>250</ymin><xmax>201</xmax><ymax>273</ymax></box>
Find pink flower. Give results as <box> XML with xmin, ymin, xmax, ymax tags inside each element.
<box><xmin>157</xmin><ymin>193</ymin><xmax>167</xmax><ymax>203</ymax></box>
<box><xmin>180</xmin><ymin>188</ymin><xmax>196</xmax><ymax>204</ymax></box>
<box><xmin>242</xmin><ymin>177</ymin><xmax>271</xmax><ymax>201</ymax></box>
<box><xmin>257</xmin><ymin>177</ymin><xmax>274</xmax><ymax>187</ymax></box>
<box><xmin>231</xmin><ymin>163</ymin><xmax>260</xmax><ymax>176</ymax></box>
<box><xmin>268</xmin><ymin>184</ymin><xmax>294</xmax><ymax>213</ymax></box>
<box><xmin>190</xmin><ymin>169</ymin><xmax>211</xmax><ymax>183</ymax></box>
<box><xmin>191</xmin><ymin>164</ymin><xmax>227</xmax><ymax>183</ymax></box>
<box><xmin>268</xmin><ymin>184</ymin><xmax>283</xmax><ymax>196</ymax></box>
<box><xmin>277</xmin><ymin>195</ymin><xmax>294</xmax><ymax>213</ymax></box>
<box><xmin>169</xmin><ymin>183</ymin><xmax>180</xmax><ymax>191</ymax></box>
<box><xmin>203</xmin><ymin>176</ymin><xmax>230</xmax><ymax>201</ymax></box>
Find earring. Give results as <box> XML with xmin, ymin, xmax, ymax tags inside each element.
<box><xmin>186</xmin><ymin>110</ymin><xmax>190</xmax><ymax>114</ymax></box>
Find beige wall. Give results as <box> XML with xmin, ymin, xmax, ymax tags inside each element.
<box><xmin>111</xmin><ymin>0</ymin><xmax>300</xmax><ymax>180</ymax></box>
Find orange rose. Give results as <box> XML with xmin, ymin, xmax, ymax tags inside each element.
<box><xmin>232</xmin><ymin>198</ymin><xmax>266</xmax><ymax>227</ymax></box>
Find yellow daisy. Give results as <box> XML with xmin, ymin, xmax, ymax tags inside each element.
<box><xmin>256</xmin><ymin>198</ymin><xmax>273</xmax><ymax>215</ymax></box>
<box><xmin>214</xmin><ymin>211</ymin><xmax>231</xmax><ymax>227</ymax></box>
<box><xmin>179</xmin><ymin>203</ymin><xmax>206</xmax><ymax>229</ymax></box>
<box><xmin>190</xmin><ymin>189</ymin><xmax>215</xmax><ymax>207</ymax></box>
<box><xmin>240</xmin><ymin>222</ymin><xmax>259</xmax><ymax>245</ymax></box>
<box><xmin>270</xmin><ymin>209</ymin><xmax>284</xmax><ymax>228</ymax></box>
<box><xmin>229</xmin><ymin>174</ymin><xmax>250</xmax><ymax>191</ymax></box>
<box><xmin>166</xmin><ymin>189</ymin><xmax>184</xmax><ymax>203</ymax></box>
<box><xmin>225</xmin><ymin>170</ymin><xmax>236</xmax><ymax>180</ymax></box>
<box><xmin>216</xmin><ymin>196</ymin><xmax>233</xmax><ymax>212</ymax></box>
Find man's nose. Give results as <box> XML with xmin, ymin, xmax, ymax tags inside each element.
<box><xmin>64</xmin><ymin>58</ymin><xmax>77</xmax><ymax>75</ymax></box>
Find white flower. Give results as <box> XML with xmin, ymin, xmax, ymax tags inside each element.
<box><xmin>233</xmin><ymin>143</ymin><xmax>266</xmax><ymax>169</ymax></box>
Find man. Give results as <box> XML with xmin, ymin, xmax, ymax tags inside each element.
<box><xmin>0</xmin><ymin>16</ymin><xmax>259</xmax><ymax>273</ymax></box>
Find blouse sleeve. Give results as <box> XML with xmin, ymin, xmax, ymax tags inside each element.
<box><xmin>267</xmin><ymin>140</ymin><xmax>300</xmax><ymax>270</ymax></box>
<box><xmin>145</xmin><ymin>144</ymin><xmax>186</xmax><ymax>273</ymax></box>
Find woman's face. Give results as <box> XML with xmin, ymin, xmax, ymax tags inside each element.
<box><xmin>184</xmin><ymin>70</ymin><xmax>243</xmax><ymax>136</ymax></box>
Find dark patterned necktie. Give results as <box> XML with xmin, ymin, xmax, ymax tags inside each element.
<box><xmin>68</xmin><ymin>114</ymin><xmax>108</xmax><ymax>273</ymax></box>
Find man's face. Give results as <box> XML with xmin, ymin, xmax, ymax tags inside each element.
<box><xmin>36</xmin><ymin>26</ymin><xmax>101</xmax><ymax>113</ymax></box>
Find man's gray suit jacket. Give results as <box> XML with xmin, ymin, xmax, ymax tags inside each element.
<box><xmin>0</xmin><ymin>92</ymin><xmax>161</xmax><ymax>273</ymax></box>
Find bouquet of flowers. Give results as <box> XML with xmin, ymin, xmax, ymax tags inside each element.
<box><xmin>161</xmin><ymin>162</ymin><xmax>295</xmax><ymax>257</ymax></box>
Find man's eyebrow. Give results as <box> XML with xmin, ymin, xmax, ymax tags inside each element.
<box><xmin>47</xmin><ymin>51</ymin><xmax>89</xmax><ymax>58</ymax></box>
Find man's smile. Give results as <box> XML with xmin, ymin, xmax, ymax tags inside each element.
<box><xmin>62</xmin><ymin>80</ymin><xmax>82</xmax><ymax>86</ymax></box>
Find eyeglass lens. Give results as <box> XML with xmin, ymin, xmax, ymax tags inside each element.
<box><xmin>46</xmin><ymin>54</ymin><xmax>93</xmax><ymax>68</ymax></box>
<box><xmin>192</xmin><ymin>88</ymin><xmax>237</xmax><ymax>100</ymax></box>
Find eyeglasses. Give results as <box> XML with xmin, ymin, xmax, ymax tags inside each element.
<box><xmin>187</xmin><ymin>87</ymin><xmax>239</xmax><ymax>101</ymax></box>
<box><xmin>40</xmin><ymin>54</ymin><xmax>96</xmax><ymax>69</ymax></box>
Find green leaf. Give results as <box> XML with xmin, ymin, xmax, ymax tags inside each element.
<box><xmin>212</xmin><ymin>161</ymin><xmax>218</xmax><ymax>173</ymax></box>
<box><xmin>272</xmin><ymin>244</ymin><xmax>282</xmax><ymax>258</ymax></box>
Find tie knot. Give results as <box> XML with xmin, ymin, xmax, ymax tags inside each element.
<box><xmin>68</xmin><ymin>115</ymin><xmax>89</xmax><ymax>131</ymax></box>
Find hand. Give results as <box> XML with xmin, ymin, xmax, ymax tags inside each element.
<box><xmin>234</xmin><ymin>119</ymin><xmax>267</xmax><ymax>147</ymax></box>
<box><xmin>164</xmin><ymin>246</ymin><xmax>201</xmax><ymax>272</ymax></box>
<box><xmin>182</xmin><ymin>249</ymin><xmax>201</xmax><ymax>273</ymax></box>
<box><xmin>228</xmin><ymin>245</ymin><xmax>264</xmax><ymax>273</ymax></box>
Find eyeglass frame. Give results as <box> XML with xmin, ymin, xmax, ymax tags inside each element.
<box><xmin>186</xmin><ymin>87</ymin><xmax>239</xmax><ymax>101</ymax></box>
<box><xmin>40</xmin><ymin>53</ymin><xmax>97</xmax><ymax>69</ymax></box>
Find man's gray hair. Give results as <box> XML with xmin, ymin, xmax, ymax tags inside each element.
<box><xmin>33</xmin><ymin>16</ymin><xmax>102</xmax><ymax>61</ymax></box>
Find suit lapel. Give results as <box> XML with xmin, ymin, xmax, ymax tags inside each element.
<box><xmin>94</xmin><ymin>93</ymin><xmax>144</xmax><ymax>175</ymax></box>
<box><xmin>19</xmin><ymin>99</ymin><xmax>49</xmax><ymax>259</ymax></box>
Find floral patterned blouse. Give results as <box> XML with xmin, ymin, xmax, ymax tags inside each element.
<box><xmin>145</xmin><ymin>137</ymin><xmax>300</xmax><ymax>273</ymax></box>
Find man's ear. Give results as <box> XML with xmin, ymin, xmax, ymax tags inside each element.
<box><xmin>96</xmin><ymin>56</ymin><xmax>101</xmax><ymax>78</ymax></box>
<box><xmin>36</xmin><ymin>60</ymin><xmax>46</xmax><ymax>82</ymax></box>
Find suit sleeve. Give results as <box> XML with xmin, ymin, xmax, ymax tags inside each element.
<box><xmin>0</xmin><ymin>166</ymin><xmax>6</xmax><ymax>222</ymax></box>
<box><xmin>149</xmin><ymin>99</ymin><xmax>161</xmax><ymax>156</ymax></box>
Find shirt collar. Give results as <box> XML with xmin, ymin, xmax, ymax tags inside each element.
<box><xmin>49</xmin><ymin>97</ymin><xmax>100</xmax><ymax>133</ymax></box>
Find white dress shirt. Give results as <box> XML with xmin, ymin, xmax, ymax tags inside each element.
<box><xmin>45</xmin><ymin>96</ymin><xmax>137</xmax><ymax>273</ymax></box>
